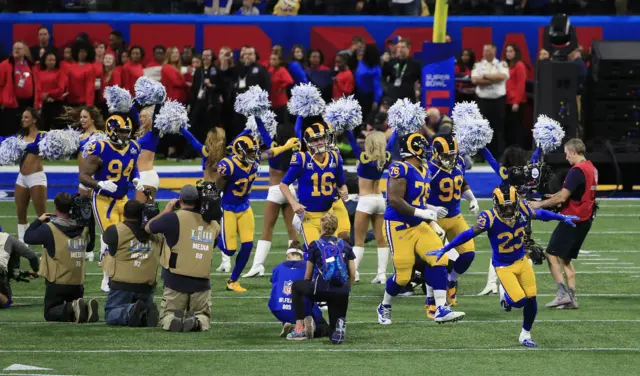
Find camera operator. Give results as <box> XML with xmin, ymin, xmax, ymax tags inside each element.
<box><xmin>145</xmin><ymin>185</ymin><xmax>221</xmax><ymax>332</ymax></box>
<box><xmin>0</xmin><ymin>228</ymin><xmax>39</xmax><ymax>309</ymax></box>
<box><xmin>102</xmin><ymin>200</ymin><xmax>163</xmax><ymax>327</ymax></box>
<box><xmin>529</xmin><ymin>139</ymin><xmax>596</xmax><ymax>309</ymax></box>
<box><xmin>24</xmin><ymin>192</ymin><xmax>98</xmax><ymax>323</ymax></box>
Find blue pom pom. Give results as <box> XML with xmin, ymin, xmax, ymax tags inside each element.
<box><xmin>104</xmin><ymin>85</ymin><xmax>133</xmax><ymax>114</ymax></box>
<box><xmin>234</xmin><ymin>86</ymin><xmax>271</xmax><ymax>117</ymax></box>
<box><xmin>81</xmin><ymin>133</ymin><xmax>108</xmax><ymax>158</ymax></box>
<box><xmin>38</xmin><ymin>129</ymin><xmax>81</xmax><ymax>160</ymax></box>
<box><xmin>287</xmin><ymin>83</ymin><xmax>326</xmax><ymax>118</ymax></box>
<box><xmin>0</xmin><ymin>137</ymin><xmax>27</xmax><ymax>165</ymax></box>
<box><xmin>323</xmin><ymin>95</ymin><xmax>362</xmax><ymax>131</ymax></box>
<box><xmin>134</xmin><ymin>76</ymin><xmax>167</xmax><ymax>107</ymax></box>
<box><xmin>533</xmin><ymin>115</ymin><xmax>565</xmax><ymax>153</ymax></box>
<box><xmin>154</xmin><ymin>100</ymin><xmax>189</xmax><ymax>136</ymax></box>
<box><xmin>454</xmin><ymin>117</ymin><xmax>494</xmax><ymax>156</ymax></box>
<box><xmin>246</xmin><ymin>110</ymin><xmax>278</xmax><ymax>141</ymax></box>
<box><xmin>452</xmin><ymin>101</ymin><xmax>483</xmax><ymax>127</ymax></box>
<box><xmin>387</xmin><ymin>99</ymin><xmax>426</xmax><ymax>136</ymax></box>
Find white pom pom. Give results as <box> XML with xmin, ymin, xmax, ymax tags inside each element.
<box><xmin>451</xmin><ymin>101</ymin><xmax>483</xmax><ymax>126</ymax></box>
<box><xmin>104</xmin><ymin>85</ymin><xmax>133</xmax><ymax>114</ymax></box>
<box><xmin>154</xmin><ymin>100</ymin><xmax>189</xmax><ymax>136</ymax></box>
<box><xmin>245</xmin><ymin>110</ymin><xmax>278</xmax><ymax>140</ymax></box>
<box><xmin>134</xmin><ymin>76</ymin><xmax>167</xmax><ymax>107</ymax></box>
<box><xmin>387</xmin><ymin>99</ymin><xmax>426</xmax><ymax>136</ymax></box>
<box><xmin>533</xmin><ymin>115</ymin><xmax>565</xmax><ymax>153</ymax></box>
<box><xmin>0</xmin><ymin>137</ymin><xmax>27</xmax><ymax>165</ymax></box>
<box><xmin>455</xmin><ymin>117</ymin><xmax>494</xmax><ymax>156</ymax></box>
<box><xmin>81</xmin><ymin>132</ymin><xmax>108</xmax><ymax>158</ymax></box>
<box><xmin>287</xmin><ymin>83</ymin><xmax>326</xmax><ymax>118</ymax></box>
<box><xmin>38</xmin><ymin>129</ymin><xmax>81</xmax><ymax>160</ymax></box>
<box><xmin>323</xmin><ymin>95</ymin><xmax>363</xmax><ymax>131</ymax></box>
<box><xmin>234</xmin><ymin>86</ymin><xmax>271</xmax><ymax>117</ymax></box>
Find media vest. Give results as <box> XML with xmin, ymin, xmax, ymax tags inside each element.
<box><xmin>160</xmin><ymin>210</ymin><xmax>220</xmax><ymax>279</ymax></box>
<box><xmin>561</xmin><ymin>160</ymin><xmax>598</xmax><ymax>222</ymax></box>
<box><xmin>103</xmin><ymin>223</ymin><xmax>163</xmax><ymax>286</ymax></box>
<box><xmin>39</xmin><ymin>224</ymin><xmax>88</xmax><ymax>285</ymax></box>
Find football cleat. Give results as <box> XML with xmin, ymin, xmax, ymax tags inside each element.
<box><xmin>545</xmin><ymin>294</ymin><xmax>571</xmax><ymax>308</ymax></box>
<box><xmin>447</xmin><ymin>280</ymin><xmax>458</xmax><ymax>306</ymax></box>
<box><xmin>303</xmin><ymin>316</ymin><xmax>316</xmax><ymax>339</ymax></box>
<box><xmin>286</xmin><ymin>329</ymin><xmax>307</xmax><ymax>341</ymax></box>
<box><xmin>434</xmin><ymin>305</ymin><xmax>465</xmax><ymax>323</ymax></box>
<box><xmin>371</xmin><ymin>273</ymin><xmax>386</xmax><ymax>284</ymax></box>
<box><xmin>280</xmin><ymin>322</ymin><xmax>296</xmax><ymax>337</ymax></box>
<box><xmin>520</xmin><ymin>338</ymin><xmax>537</xmax><ymax>347</ymax></box>
<box><xmin>242</xmin><ymin>264</ymin><xmax>265</xmax><ymax>278</ymax></box>
<box><xmin>377</xmin><ymin>303</ymin><xmax>392</xmax><ymax>325</ymax></box>
<box><xmin>226</xmin><ymin>280</ymin><xmax>248</xmax><ymax>293</ymax></box>
<box><xmin>501</xmin><ymin>299</ymin><xmax>512</xmax><ymax>312</ymax></box>
<box><xmin>331</xmin><ymin>318</ymin><xmax>346</xmax><ymax>345</ymax></box>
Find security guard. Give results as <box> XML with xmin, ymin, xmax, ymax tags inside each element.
<box><xmin>103</xmin><ymin>200</ymin><xmax>164</xmax><ymax>327</ymax></box>
<box><xmin>471</xmin><ymin>43</ymin><xmax>510</xmax><ymax>156</ymax></box>
<box><xmin>145</xmin><ymin>185</ymin><xmax>221</xmax><ymax>332</ymax></box>
<box><xmin>24</xmin><ymin>192</ymin><xmax>96</xmax><ymax>323</ymax></box>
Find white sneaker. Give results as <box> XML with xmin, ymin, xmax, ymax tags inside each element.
<box><xmin>434</xmin><ymin>305</ymin><xmax>465</xmax><ymax>323</ymax></box>
<box><xmin>215</xmin><ymin>261</ymin><xmax>231</xmax><ymax>273</ymax></box>
<box><xmin>377</xmin><ymin>303</ymin><xmax>392</xmax><ymax>325</ymax></box>
<box><xmin>100</xmin><ymin>278</ymin><xmax>110</xmax><ymax>293</ymax></box>
<box><xmin>85</xmin><ymin>252</ymin><xmax>94</xmax><ymax>262</ymax></box>
<box><xmin>371</xmin><ymin>273</ymin><xmax>386</xmax><ymax>284</ymax></box>
<box><xmin>477</xmin><ymin>283</ymin><xmax>498</xmax><ymax>296</ymax></box>
<box><xmin>242</xmin><ymin>264</ymin><xmax>265</xmax><ymax>278</ymax></box>
<box><xmin>354</xmin><ymin>271</ymin><xmax>360</xmax><ymax>283</ymax></box>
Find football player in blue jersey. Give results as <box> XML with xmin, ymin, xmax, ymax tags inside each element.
<box><xmin>280</xmin><ymin>122</ymin><xmax>348</xmax><ymax>250</ymax></box>
<box><xmin>428</xmin><ymin>185</ymin><xmax>578</xmax><ymax>347</ymax></box>
<box><xmin>80</xmin><ymin>114</ymin><xmax>145</xmax><ymax>292</ymax></box>
<box><xmin>376</xmin><ymin>132</ymin><xmax>465</xmax><ymax>325</ymax></box>
<box><xmin>425</xmin><ymin>135</ymin><xmax>480</xmax><ymax>313</ymax></box>
<box><xmin>216</xmin><ymin>133</ymin><xmax>300</xmax><ymax>292</ymax></box>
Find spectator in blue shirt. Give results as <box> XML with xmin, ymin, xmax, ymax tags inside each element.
<box><xmin>356</xmin><ymin>44</ymin><xmax>383</xmax><ymax>122</ymax></box>
<box><xmin>236</xmin><ymin>0</ymin><xmax>260</xmax><ymax>15</ymax></box>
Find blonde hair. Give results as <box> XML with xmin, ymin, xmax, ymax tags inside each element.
<box><xmin>136</xmin><ymin>105</ymin><xmax>156</xmax><ymax>138</ymax></box>
<box><xmin>565</xmin><ymin>138</ymin><xmax>586</xmax><ymax>155</ymax></box>
<box><xmin>364</xmin><ymin>131</ymin><xmax>388</xmax><ymax>171</ymax></box>
<box><xmin>59</xmin><ymin>106</ymin><xmax>105</xmax><ymax>131</ymax></box>
<box><xmin>206</xmin><ymin>127</ymin><xmax>226</xmax><ymax>171</ymax></box>
<box><xmin>164</xmin><ymin>46</ymin><xmax>182</xmax><ymax>69</ymax></box>
<box><xmin>320</xmin><ymin>212</ymin><xmax>338</xmax><ymax>236</ymax></box>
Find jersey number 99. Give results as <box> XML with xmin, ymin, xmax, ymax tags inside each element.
<box><xmin>497</xmin><ymin>227</ymin><xmax>525</xmax><ymax>253</ymax></box>
<box><xmin>107</xmin><ymin>159</ymin><xmax>135</xmax><ymax>181</ymax></box>
<box><xmin>439</xmin><ymin>176</ymin><xmax>463</xmax><ymax>202</ymax></box>
<box><xmin>311</xmin><ymin>172</ymin><xmax>335</xmax><ymax>197</ymax></box>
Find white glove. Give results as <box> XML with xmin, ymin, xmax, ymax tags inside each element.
<box><xmin>414</xmin><ymin>208</ymin><xmax>437</xmax><ymax>221</ymax></box>
<box><xmin>429</xmin><ymin>221</ymin><xmax>446</xmax><ymax>241</ymax></box>
<box><xmin>427</xmin><ymin>204</ymin><xmax>448</xmax><ymax>219</ymax></box>
<box><xmin>469</xmin><ymin>199</ymin><xmax>480</xmax><ymax>215</ymax></box>
<box><xmin>292</xmin><ymin>214</ymin><xmax>304</xmax><ymax>234</ymax></box>
<box><xmin>132</xmin><ymin>178</ymin><xmax>145</xmax><ymax>192</ymax></box>
<box><xmin>97</xmin><ymin>180</ymin><xmax>118</xmax><ymax>193</ymax></box>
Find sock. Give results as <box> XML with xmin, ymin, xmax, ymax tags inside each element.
<box><xmin>487</xmin><ymin>258</ymin><xmax>498</xmax><ymax>285</ymax></box>
<box><xmin>557</xmin><ymin>283</ymin><xmax>568</xmax><ymax>296</ymax></box>
<box><xmin>251</xmin><ymin>240</ymin><xmax>271</xmax><ymax>268</ymax></box>
<box><xmin>17</xmin><ymin>224</ymin><xmax>27</xmax><ymax>243</ymax></box>
<box><xmin>446</xmin><ymin>248</ymin><xmax>459</xmax><ymax>262</ymax></box>
<box><xmin>449</xmin><ymin>252</ymin><xmax>475</xmax><ymax>281</ymax></box>
<box><xmin>376</xmin><ymin>248</ymin><xmax>389</xmax><ymax>275</ymax></box>
<box><xmin>520</xmin><ymin>328</ymin><xmax>531</xmax><ymax>341</ymax></box>
<box><xmin>428</xmin><ymin>265</ymin><xmax>448</xmax><ymax>307</ymax></box>
<box><xmin>288</xmin><ymin>240</ymin><xmax>293</xmax><ymax>246</ymax></box>
<box><xmin>434</xmin><ymin>290</ymin><xmax>447</xmax><ymax>307</ymax></box>
<box><xmin>382</xmin><ymin>291</ymin><xmax>394</xmax><ymax>306</ymax></box>
<box><xmin>448</xmin><ymin>271</ymin><xmax>460</xmax><ymax>282</ymax></box>
<box><xmin>426</xmin><ymin>283</ymin><xmax>435</xmax><ymax>306</ymax></box>
<box><xmin>230</xmin><ymin>242</ymin><xmax>253</xmax><ymax>282</ymax></box>
<box><xmin>353</xmin><ymin>246</ymin><xmax>365</xmax><ymax>271</ymax></box>
<box><xmin>522</xmin><ymin>297</ymin><xmax>537</xmax><ymax>331</ymax></box>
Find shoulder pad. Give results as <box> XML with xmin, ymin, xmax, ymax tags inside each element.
<box><xmin>477</xmin><ymin>210</ymin><xmax>494</xmax><ymax>231</ymax></box>
<box><xmin>217</xmin><ymin>158</ymin><xmax>234</xmax><ymax>177</ymax></box>
<box><xmin>290</xmin><ymin>151</ymin><xmax>305</xmax><ymax>166</ymax></box>
<box><xmin>388</xmin><ymin>162</ymin><xmax>407</xmax><ymax>179</ymax></box>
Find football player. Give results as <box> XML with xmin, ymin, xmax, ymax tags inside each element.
<box><xmin>428</xmin><ymin>185</ymin><xmax>578</xmax><ymax>347</ymax></box>
<box><xmin>217</xmin><ymin>133</ymin><xmax>300</xmax><ymax>292</ymax></box>
<box><xmin>376</xmin><ymin>133</ymin><xmax>464</xmax><ymax>325</ymax></box>
<box><xmin>425</xmin><ymin>135</ymin><xmax>479</xmax><ymax>313</ymax></box>
<box><xmin>79</xmin><ymin>114</ymin><xmax>143</xmax><ymax>292</ymax></box>
<box><xmin>280</xmin><ymin>122</ymin><xmax>348</xmax><ymax>249</ymax></box>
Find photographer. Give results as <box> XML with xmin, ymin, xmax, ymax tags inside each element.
<box><xmin>102</xmin><ymin>200</ymin><xmax>163</xmax><ymax>327</ymax></box>
<box><xmin>530</xmin><ymin>139</ymin><xmax>596</xmax><ymax>309</ymax></box>
<box><xmin>0</xmin><ymin>229</ymin><xmax>39</xmax><ymax>309</ymax></box>
<box><xmin>145</xmin><ymin>185</ymin><xmax>221</xmax><ymax>332</ymax></box>
<box><xmin>24</xmin><ymin>192</ymin><xmax>98</xmax><ymax>323</ymax></box>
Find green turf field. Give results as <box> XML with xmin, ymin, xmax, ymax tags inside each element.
<box><xmin>1</xmin><ymin>200</ymin><xmax>639</xmax><ymax>376</ymax></box>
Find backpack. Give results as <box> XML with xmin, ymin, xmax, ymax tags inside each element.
<box><xmin>315</xmin><ymin>238</ymin><xmax>349</xmax><ymax>286</ymax></box>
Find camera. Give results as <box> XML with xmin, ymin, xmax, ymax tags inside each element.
<box><xmin>508</xmin><ymin>163</ymin><xmax>553</xmax><ymax>194</ymax></box>
<box><xmin>141</xmin><ymin>188</ymin><xmax>160</xmax><ymax>222</ymax></box>
<box><xmin>196</xmin><ymin>180</ymin><xmax>222</xmax><ymax>223</ymax></box>
<box><xmin>69</xmin><ymin>194</ymin><xmax>93</xmax><ymax>226</ymax></box>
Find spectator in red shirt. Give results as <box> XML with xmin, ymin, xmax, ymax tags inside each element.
<box><xmin>147</xmin><ymin>45</ymin><xmax>166</xmax><ymax>68</ymax></box>
<box><xmin>332</xmin><ymin>52</ymin><xmax>355</xmax><ymax>99</ymax></box>
<box><xmin>0</xmin><ymin>41</ymin><xmax>35</xmax><ymax>136</ymax></box>
<box><xmin>122</xmin><ymin>46</ymin><xmax>145</xmax><ymax>96</ymax></box>
<box><xmin>66</xmin><ymin>39</ymin><xmax>96</xmax><ymax>108</ymax></box>
<box><xmin>60</xmin><ymin>46</ymin><xmax>74</xmax><ymax>74</ymax></box>
<box><xmin>162</xmin><ymin>46</ymin><xmax>189</xmax><ymax>159</ymax></box>
<box><xmin>35</xmin><ymin>51</ymin><xmax>68</xmax><ymax>130</ymax></box>
<box><xmin>97</xmin><ymin>53</ymin><xmax>121</xmax><ymax>117</ymax></box>
<box><xmin>93</xmin><ymin>42</ymin><xmax>106</xmax><ymax>106</ymax></box>
<box><xmin>504</xmin><ymin>43</ymin><xmax>528</xmax><ymax>148</ymax></box>
<box><xmin>268</xmin><ymin>52</ymin><xmax>294</xmax><ymax>125</ymax></box>
<box><xmin>455</xmin><ymin>48</ymin><xmax>476</xmax><ymax>103</ymax></box>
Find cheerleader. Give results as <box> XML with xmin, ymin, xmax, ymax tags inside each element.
<box><xmin>15</xmin><ymin>108</ymin><xmax>47</xmax><ymax>242</ymax></box>
<box><xmin>135</xmin><ymin>105</ymin><xmax>162</xmax><ymax>202</ymax></box>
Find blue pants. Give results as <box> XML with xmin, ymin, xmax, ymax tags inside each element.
<box><xmin>104</xmin><ymin>289</ymin><xmax>154</xmax><ymax>326</ymax></box>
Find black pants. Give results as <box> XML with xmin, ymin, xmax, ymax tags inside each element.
<box><xmin>292</xmin><ymin>280</ymin><xmax>349</xmax><ymax>333</ymax></box>
<box><xmin>546</xmin><ymin>218</ymin><xmax>593</xmax><ymax>260</ymax></box>
<box><xmin>44</xmin><ymin>282</ymin><xmax>84</xmax><ymax>322</ymax></box>
<box><xmin>0</xmin><ymin>271</ymin><xmax>11</xmax><ymax>307</ymax></box>
<box><xmin>477</xmin><ymin>96</ymin><xmax>506</xmax><ymax>156</ymax></box>
<box><xmin>504</xmin><ymin>103</ymin><xmax>526</xmax><ymax>149</ymax></box>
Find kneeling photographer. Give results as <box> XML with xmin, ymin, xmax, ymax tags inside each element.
<box><xmin>145</xmin><ymin>183</ymin><xmax>221</xmax><ymax>332</ymax></box>
<box><xmin>0</xmin><ymin>227</ymin><xmax>39</xmax><ymax>309</ymax></box>
<box><xmin>24</xmin><ymin>192</ymin><xmax>97</xmax><ymax>323</ymax></box>
<box><xmin>102</xmin><ymin>200</ymin><xmax>163</xmax><ymax>327</ymax></box>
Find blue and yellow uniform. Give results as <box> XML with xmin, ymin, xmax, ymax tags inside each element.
<box><xmin>88</xmin><ymin>139</ymin><xmax>141</xmax><ymax>231</ymax></box>
<box><xmin>19</xmin><ymin>131</ymin><xmax>46</xmax><ymax>155</ymax></box>
<box><xmin>282</xmin><ymin>149</ymin><xmax>345</xmax><ymax>247</ymax></box>
<box><xmin>217</xmin><ymin>154</ymin><xmax>259</xmax><ymax>252</ymax></box>
<box><xmin>383</xmin><ymin>161</ymin><xmax>447</xmax><ymax>286</ymax></box>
